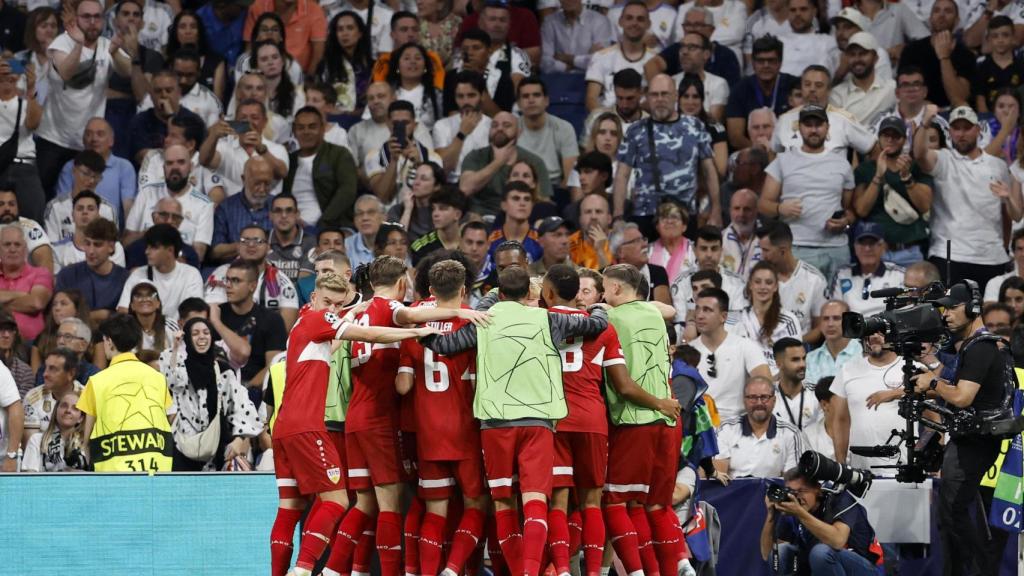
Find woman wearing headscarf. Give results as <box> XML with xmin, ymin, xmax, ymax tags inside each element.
<box><xmin>160</xmin><ymin>317</ymin><xmax>262</xmax><ymax>471</ymax></box>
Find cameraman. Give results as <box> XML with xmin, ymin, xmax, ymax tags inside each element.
<box><xmin>759</xmin><ymin>467</ymin><xmax>880</xmax><ymax>575</ymax></box>
<box><xmin>913</xmin><ymin>281</ymin><xmax>1009</xmax><ymax>575</ymax></box>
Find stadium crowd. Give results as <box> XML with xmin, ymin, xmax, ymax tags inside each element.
<box><xmin>0</xmin><ymin>0</ymin><xmax>1022</xmax><ymax>572</ymax></box>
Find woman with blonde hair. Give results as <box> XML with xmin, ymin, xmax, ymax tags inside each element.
<box><xmin>21</xmin><ymin>391</ymin><xmax>89</xmax><ymax>472</ymax></box>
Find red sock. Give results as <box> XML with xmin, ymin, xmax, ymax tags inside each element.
<box><xmin>650</xmin><ymin>508</ymin><xmax>680</xmax><ymax>576</ymax></box>
<box><xmin>547</xmin><ymin>508</ymin><xmax>570</xmax><ymax>575</ymax></box>
<box><xmin>325</xmin><ymin>507</ymin><xmax>371</xmax><ymax>573</ymax></box>
<box><xmin>418</xmin><ymin>512</ymin><xmax>447</xmax><ymax>576</ymax></box>
<box><xmin>581</xmin><ymin>508</ymin><xmax>604</xmax><ymax>576</ymax></box>
<box><xmin>271</xmin><ymin>507</ymin><xmax>304</xmax><ymax>576</ymax></box>
<box><xmin>296</xmin><ymin>501</ymin><xmax>346</xmax><ymax>570</ymax></box>
<box><xmin>465</xmin><ymin>536</ymin><xmax>485</xmax><ymax>576</ymax></box>
<box><xmin>676</xmin><ymin>521</ymin><xmax>689</xmax><ymax>560</ymax></box>
<box><xmin>567</xmin><ymin>510</ymin><xmax>582</xmax><ymax>558</ymax></box>
<box><xmin>603</xmin><ymin>505</ymin><xmax>641</xmax><ymax>575</ymax></box>
<box><xmin>377</xmin><ymin>511</ymin><xmax>403</xmax><ymax>576</ymax></box>
<box><xmin>353</xmin><ymin>528</ymin><xmax>376</xmax><ymax>574</ymax></box>
<box><xmin>445</xmin><ymin>496</ymin><xmax>465</xmax><ymax>550</ymax></box>
<box><xmin>522</xmin><ymin>500</ymin><xmax>549</xmax><ymax>576</ymax></box>
<box><xmin>447</xmin><ymin>506</ymin><xmax>486</xmax><ymax>574</ymax></box>
<box><xmin>487</xmin><ymin>513</ymin><xmax>511</xmax><ymax>576</ymax></box>
<box><xmin>629</xmin><ymin>506</ymin><xmax>659</xmax><ymax>576</ymax></box>
<box><xmin>495</xmin><ymin>508</ymin><xmax>523</xmax><ymax>575</ymax></box>
<box><xmin>404</xmin><ymin>497</ymin><xmax>424</xmax><ymax>575</ymax></box>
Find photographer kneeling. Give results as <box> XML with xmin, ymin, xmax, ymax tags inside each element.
<box><xmin>759</xmin><ymin>468</ymin><xmax>880</xmax><ymax>575</ymax></box>
<box><xmin>913</xmin><ymin>281</ymin><xmax>1014</xmax><ymax>575</ymax></box>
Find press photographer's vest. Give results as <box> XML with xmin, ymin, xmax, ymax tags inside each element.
<box><xmin>605</xmin><ymin>301</ymin><xmax>673</xmax><ymax>426</ymax></box>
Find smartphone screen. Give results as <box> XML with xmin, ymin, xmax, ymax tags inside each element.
<box><xmin>392</xmin><ymin>120</ymin><xmax>408</xmax><ymax>149</ymax></box>
<box><xmin>4</xmin><ymin>59</ymin><xmax>26</xmax><ymax>75</ymax></box>
<box><xmin>228</xmin><ymin>120</ymin><xmax>252</xmax><ymax>135</ymax></box>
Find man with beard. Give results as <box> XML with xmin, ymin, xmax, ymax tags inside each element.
<box><xmin>805</xmin><ymin>300</ymin><xmax>862</xmax><ymax>385</ymax></box>
<box><xmin>163</xmin><ymin>49</ymin><xmax>222</xmax><ymax>127</ymax></box>
<box><xmin>442</xmin><ymin>31</ymin><xmax>501</xmax><ymax>117</ymax></box>
<box><xmin>771</xmin><ymin>66</ymin><xmax>877</xmax><ymax>156</ymax></box>
<box><xmin>433</xmin><ymin>71</ymin><xmax>492</xmax><ymax>180</ymax></box>
<box><xmin>127</xmin><ymin>70</ymin><xmax>204</xmax><ymax>166</ymax></box>
<box><xmin>713</xmin><ymin>374</ymin><xmax>806</xmax><ymax>478</ymax></box>
<box><xmin>760</xmin><ymin>105</ymin><xmax>856</xmax><ymax>280</ymax></box>
<box><xmin>899</xmin><ymin>0</ymin><xmax>974</xmax><ymax>108</ymax></box>
<box><xmin>914</xmin><ymin>104</ymin><xmax>1021</xmax><ymax>287</ymax></box>
<box><xmin>585</xmin><ymin>1</ymin><xmax>655</xmax><ymax>112</ymax></box>
<box><xmin>460</xmin><ymin>111</ymin><xmax>552</xmax><ymax>217</ymax></box>
<box><xmin>55</xmin><ymin>118</ymin><xmax>137</xmax><ymax>226</ymax></box>
<box><xmin>830</xmin><ymin>332</ymin><xmax>906</xmax><ymax>469</ymax></box>
<box><xmin>283</xmin><ymin>106</ymin><xmax>358</xmax><ymax>230</ymax></box>
<box><xmin>779</xmin><ymin>0</ymin><xmax>839</xmax><ymax>77</ymax></box>
<box><xmin>123</xmin><ymin>144</ymin><xmax>215</xmax><ymax>261</ymax></box>
<box><xmin>613</xmin><ymin>74</ymin><xmax>721</xmax><ymax>236</ymax></box>
<box><xmin>569</xmin><ymin>192</ymin><xmax>613</xmax><ymax>270</ymax></box>
<box><xmin>516</xmin><ymin>78</ymin><xmax>578</xmax><ymax>189</ymax></box>
<box><xmin>772</xmin><ymin>337</ymin><xmax>821</xmax><ymax>430</ymax></box>
<box><xmin>852</xmin><ymin>116</ymin><xmax>932</xmax><ymax>267</ymax></box>
<box><xmin>721</xmin><ymin>188</ymin><xmax>761</xmax><ymax>279</ymax></box>
<box><xmin>756</xmin><ymin>221</ymin><xmax>827</xmax><ymax>341</ymax></box>
<box><xmin>830</xmin><ymin>33</ymin><xmax>896</xmax><ymax>127</ymax></box>
<box><xmin>0</xmin><ymin>185</ymin><xmax>53</xmax><ymax>273</ymax></box>
<box><xmin>725</xmin><ymin>36</ymin><xmax>796</xmax><ymax>149</ymax></box>
<box><xmin>911</xmin><ymin>282</ymin><xmax>1017</xmax><ymax>575</ymax></box>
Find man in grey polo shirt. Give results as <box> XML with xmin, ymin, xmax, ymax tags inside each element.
<box><xmin>759</xmin><ymin>105</ymin><xmax>856</xmax><ymax>280</ymax></box>
<box><xmin>913</xmin><ymin>104</ymin><xmax>1021</xmax><ymax>287</ymax></box>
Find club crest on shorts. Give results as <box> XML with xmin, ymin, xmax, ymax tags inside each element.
<box><xmin>327</xmin><ymin>466</ymin><xmax>341</xmax><ymax>484</ymax></box>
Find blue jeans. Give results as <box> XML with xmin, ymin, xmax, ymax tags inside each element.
<box><xmin>775</xmin><ymin>543</ymin><xmax>877</xmax><ymax>575</ymax></box>
<box><xmin>792</xmin><ymin>245</ymin><xmax>851</xmax><ymax>281</ymax></box>
<box><xmin>884</xmin><ymin>244</ymin><xmax>924</xmax><ymax>268</ymax></box>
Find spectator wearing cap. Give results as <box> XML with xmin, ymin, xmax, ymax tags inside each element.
<box><xmin>55</xmin><ymin>118</ymin><xmax>137</xmax><ymax>225</ymax></box>
<box><xmin>0</xmin><ymin>224</ymin><xmax>53</xmax><ymax>341</ymax></box>
<box><xmin>55</xmin><ymin>217</ymin><xmax>129</xmax><ymax>323</ymax></box>
<box><xmin>899</xmin><ymin>0</ymin><xmax>974</xmax><ymax>109</ymax></box>
<box><xmin>116</xmin><ymin>224</ymin><xmax>204</xmax><ymax>322</ymax></box>
<box><xmin>43</xmin><ymin>151</ymin><xmax>118</xmax><ymax>242</ymax></box>
<box><xmin>724</xmin><ymin>35</ymin><xmax>798</xmax><ymax>150</ymax></box>
<box><xmin>829</xmin><ymin>33</ymin><xmax>897</xmax><ymax>127</ymax></box>
<box><xmin>613</xmin><ymin>74</ymin><xmax>721</xmax><ymax>236</ymax></box>
<box><xmin>852</xmin><ymin>116</ymin><xmax>933</xmax><ymax>267</ymax></box>
<box><xmin>760</xmin><ymin>105</ymin><xmax>856</xmax><ymax>280</ymax></box>
<box><xmin>486</xmin><ymin>181</ymin><xmax>544</xmax><ymax>262</ymax></box>
<box><xmin>828</xmin><ymin>222</ymin><xmax>906</xmax><ymax>316</ymax></box>
<box><xmin>516</xmin><ymin>77</ymin><xmax>579</xmax><ymax>190</ymax></box>
<box><xmin>849</xmin><ymin>0</ymin><xmax>928</xmax><ymax>55</ymax></box>
<box><xmin>646</xmin><ymin>4</ymin><xmax>741</xmax><ymax>86</ymax></box>
<box><xmin>243</xmin><ymin>0</ymin><xmax>327</xmax><ymax>74</ymax></box>
<box><xmin>282</xmin><ymin>105</ymin><xmax>358</xmax><ymax>230</ymax></box>
<box><xmin>915</xmin><ymin>104</ymin><xmax>1022</xmax><ymax>287</ymax></box>
<box><xmin>569</xmin><ymin>192</ymin><xmax>614</xmax><ymax>270</ymax></box>
<box><xmin>779</xmin><ymin>0</ymin><xmax>839</xmax><ymax>78</ymax></box>
<box><xmin>670</xmin><ymin>30</ymin><xmax>730</xmax><ymax>122</ymax></box>
<box><xmin>771</xmin><ymin>66</ymin><xmax>877</xmax><ymax>157</ymax></box>
<box><xmin>829</xmin><ymin>8</ymin><xmax>894</xmax><ymax>85</ymax></box>
<box><xmin>585</xmin><ymin>2</ymin><xmax>656</xmax><ymax>112</ymax></box>
<box><xmin>528</xmin><ymin>216</ymin><xmax>574</xmax><ymax>276</ymax></box>
<box><xmin>973</xmin><ymin>16</ymin><xmax>1024</xmax><ymax>114</ymax></box>
<box><xmin>540</xmin><ymin>0</ymin><xmax>614</xmax><ymax>74</ymax></box>
<box><xmin>433</xmin><ymin>71</ymin><xmax>493</xmax><ymax>182</ymax></box>
<box><xmin>457</xmin><ymin>0</ymin><xmax>541</xmax><ymax>69</ymax></box>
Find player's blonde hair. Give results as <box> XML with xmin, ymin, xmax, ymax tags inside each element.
<box><xmin>316</xmin><ymin>271</ymin><xmax>351</xmax><ymax>294</ymax></box>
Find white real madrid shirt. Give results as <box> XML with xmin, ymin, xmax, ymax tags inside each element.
<box><xmin>716</xmin><ymin>415</ymin><xmax>807</xmax><ymax>477</ymax></box>
<box><xmin>586</xmin><ymin>45</ymin><xmax>657</xmax><ymax>109</ymax></box>
<box><xmin>17</xmin><ymin>217</ymin><xmax>51</xmax><ymax>256</ymax></box>
<box><xmin>125</xmin><ymin>183</ymin><xmax>215</xmax><ymax>247</ymax></box>
<box><xmin>138</xmin><ymin>150</ymin><xmax>224</xmax><ymax>198</ymax></box>
<box><xmin>43</xmin><ymin>195</ymin><xmax>118</xmax><ymax>242</ymax></box>
<box><xmin>771</xmin><ymin>105</ymin><xmax>877</xmax><ymax>155</ymax></box>
<box><xmin>828</xmin><ymin>261</ymin><xmax>905</xmax><ymax>317</ymax></box>
<box><xmin>773</xmin><ymin>384</ymin><xmax>823</xmax><ymax>430</ymax></box>
<box><xmin>780</xmin><ymin>259</ymin><xmax>828</xmax><ymax>334</ymax></box>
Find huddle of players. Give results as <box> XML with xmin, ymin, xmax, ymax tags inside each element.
<box><xmin>269</xmin><ymin>251</ymin><xmax>685</xmax><ymax>576</ymax></box>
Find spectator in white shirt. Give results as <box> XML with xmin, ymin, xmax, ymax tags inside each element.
<box><xmin>116</xmin><ymin>224</ymin><xmax>203</xmax><ymax>322</ymax></box>
<box><xmin>829</xmin><ymin>8</ymin><xmax>894</xmax><ymax>85</ymax></box>
<box><xmin>123</xmin><ymin>144</ymin><xmax>215</xmax><ymax>261</ymax></box>
<box><xmin>608</xmin><ymin>0</ymin><xmax>675</xmax><ymax>50</ymax></box>
<box><xmin>779</xmin><ymin>0</ymin><xmax>839</xmax><ymax>77</ymax></box>
<box><xmin>691</xmin><ymin>287</ymin><xmax>772</xmax><ymax>420</ymax></box>
<box><xmin>756</xmin><ymin>221</ymin><xmax>827</xmax><ymax>340</ymax></box>
<box><xmin>137</xmin><ymin>114</ymin><xmax>225</xmax><ymax>205</ymax></box>
<box><xmin>0</xmin><ymin>357</ymin><xmax>22</xmax><ymax>472</ymax></box>
<box><xmin>772</xmin><ymin>337</ymin><xmax>822</xmax><ymax>430</ymax></box>
<box><xmin>726</xmin><ymin>261</ymin><xmax>803</xmax><ymax>370</ymax></box>
<box><xmin>741</xmin><ymin>0</ymin><xmax>793</xmax><ymax>73</ymax></box>
<box><xmin>805</xmin><ymin>300</ymin><xmax>863</xmax><ymax>386</ymax></box>
<box><xmin>0</xmin><ymin>58</ymin><xmax>45</xmax><ymax>223</ymax></box>
<box><xmin>349</xmin><ymin>82</ymin><xmax>434</xmax><ymax>184</ymax></box>
<box><xmin>44</xmin><ymin>151</ymin><xmax>118</xmax><ymax>242</ymax></box>
<box><xmin>671</xmin><ymin>226</ymin><xmax>748</xmax><ymax>322</ymax></box>
<box><xmin>829</xmin><ymin>32</ymin><xmax>897</xmax><ymax>127</ymax></box>
<box><xmin>771</xmin><ymin>66</ymin><xmax>878</xmax><ymax>156</ymax></box>
<box><xmin>714</xmin><ymin>375</ymin><xmax>807</xmax><ymax>478</ymax></box>
<box><xmin>227</xmin><ymin>71</ymin><xmax>292</xmax><ymax>145</ymax></box>
<box><xmin>51</xmin><ymin>191</ymin><xmax>127</xmax><ymax>273</ymax></box>
<box><xmin>168</xmin><ymin>49</ymin><xmax>222</xmax><ymax>127</ymax></box>
<box><xmin>433</xmin><ymin>70</ymin><xmax>492</xmax><ymax>182</ymax></box>
<box><xmin>674</xmin><ymin>0</ymin><xmax>748</xmax><ymax>63</ymax></box>
<box><xmin>851</xmin><ymin>0</ymin><xmax>929</xmax><ymax>55</ymax></box>
<box><xmin>984</xmin><ymin>229</ymin><xmax>1024</xmax><ymax>302</ymax></box>
<box><xmin>0</xmin><ymin>185</ymin><xmax>54</xmax><ymax>273</ymax></box>
<box><xmin>760</xmin><ymin>104</ymin><xmax>856</xmax><ymax>280</ymax></box>
<box><xmin>828</xmin><ymin>221</ymin><xmax>905</xmax><ymax>317</ymax></box>
<box><xmin>803</xmin><ymin>376</ymin><xmax>843</xmax><ymax>460</ymax></box>
<box><xmin>540</xmin><ymin>0</ymin><xmax>615</xmax><ymax>73</ymax></box>
<box><xmin>367</xmin><ymin>99</ymin><xmax>442</xmax><ymax>204</ymax></box>
<box><xmin>831</xmin><ymin>332</ymin><xmax>907</xmax><ymax>469</ymax></box>
<box><xmin>671</xmin><ymin>31</ymin><xmax>729</xmax><ymax>122</ymax></box>
<box><xmin>199</xmin><ymin>99</ymin><xmax>290</xmax><ymax>197</ymax></box>
<box><xmin>585</xmin><ymin>1</ymin><xmax>655</xmax><ymax>112</ymax></box>
<box><xmin>913</xmin><ymin>104</ymin><xmax>1022</xmax><ymax>288</ymax></box>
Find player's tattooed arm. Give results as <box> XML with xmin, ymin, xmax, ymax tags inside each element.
<box><xmin>548</xmin><ymin>306</ymin><xmax>609</xmax><ymax>342</ymax></box>
<box><xmin>420</xmin><ymin>323</ymin><xmax>478</xmax><ymax>355</ymax></box>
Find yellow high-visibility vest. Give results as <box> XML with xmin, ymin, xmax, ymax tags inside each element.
<box><xmin>981</xmin><ymin>367</ymin><xmax>1024</xmax><ymax>488</ymax></box>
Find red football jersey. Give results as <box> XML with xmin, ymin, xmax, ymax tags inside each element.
<box><xmin>549</xmin><ymin>306</ymin><xmax>624</xmax><ymax>434</ymax></box>
<box><xmin>398</xmin><ymin>298</ymin><xmax>435</xmax><ymax>433</ymax></box>
<box><xmin>346</xmin><ymin>296</ymin><xmax>406</xmax><ymax>433</ymax></box>
<box><xmin>274</xmin><ymin>308</ymin><xmax>350</xmax><ymax>438</ymax></box>
<box><xmin>398</xmin><ymin>304</ymin><xmax>478</xmax><ymax>460</ymax></box>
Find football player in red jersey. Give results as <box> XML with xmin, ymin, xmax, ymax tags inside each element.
<box><xmin>325</xmin><ymin>255</ymin><xmax>490</xmax><ymax>576</ymax></box>
<box><xmin>271</xmin><ymin>272</ymin><xmax>438</xmax><ymax>576</ymax></box>
<box><xmin>397</xmin><ymin>259</ymin><xmax>490</xmax><ymax>576</ymax></box>
<box><xmin>543</xmin><ymin>265</ymin><xmax>681</xmax><ymax>576</ymax></box>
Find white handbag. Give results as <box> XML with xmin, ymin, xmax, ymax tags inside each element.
<box><xmin>175</xmin><ymin>363</ymin><xmax>222</xmax><ymax>462</ymax></box>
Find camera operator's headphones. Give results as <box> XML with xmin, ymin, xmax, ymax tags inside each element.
<box><xmin>961</xmin><ymin>279</ymin><xmax>982</xmax><ymax>319</ymax></box>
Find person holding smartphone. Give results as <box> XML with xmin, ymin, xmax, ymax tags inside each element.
<box><xmin>0</xmin><ymin>57</ymin><xmax>45</xmax><ymax>223</ymax></box>
<box><xmin>365</xmin><ymin>100</ymin><xmax>441</xmax><ymax>204</ymax></box>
